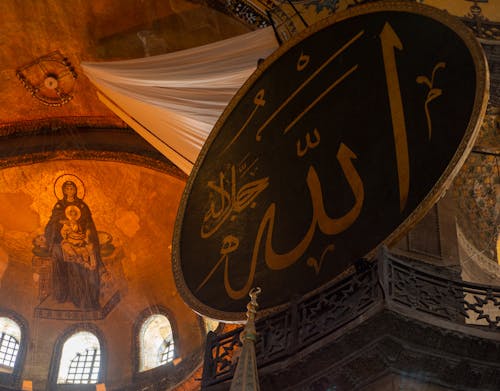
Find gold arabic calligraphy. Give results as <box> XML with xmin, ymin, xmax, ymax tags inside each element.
<box><xmin>416</xmin><ymin>62</ymin><xmax>446</xmax><ymax>139</ymax></box>
<box><xmin>196</xmin><ymin>21</ymin><xmax>447</xmax><ymax>301</ymax></box>
<box><xmin>198</xmin><ymin>143</ymin><xmax>364</xmax><ymax>299</ymax></box>
<box><xmin>201</xmin><ymin>165</ymin><xmax>269</xmax><ymax>239</ymax></box>
<box><xmin>297</xmin><ymin>128</ymin><xmax>321</xmax><ymax>157</ymax></box>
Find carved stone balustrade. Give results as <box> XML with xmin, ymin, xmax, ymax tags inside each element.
<box><xmin>202</xmin><ymin>250</ymin><xmax>500</xmax><ymax>390</ymax></box>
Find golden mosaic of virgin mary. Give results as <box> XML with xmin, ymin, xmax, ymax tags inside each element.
<box><xmin>44</xmin><ymin>175</ymin><xmax>102</xmax><ymax>310</ymax></box>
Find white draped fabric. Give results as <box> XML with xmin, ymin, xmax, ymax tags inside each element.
<box><xmin>82</xmin><ymin>27</ymin><xmax>278</xmax><ymax>174</ymax></box>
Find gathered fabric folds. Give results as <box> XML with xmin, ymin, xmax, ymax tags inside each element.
<box><xmin>82</xmin><ymin>27</ymin><xmax>279</xmax><ymax>174</ymax></box>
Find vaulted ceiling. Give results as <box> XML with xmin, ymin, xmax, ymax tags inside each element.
<box><xmin>0</xmin><ymin>0</ymin><xmax>249</xmax><ymax>133</ymax></box>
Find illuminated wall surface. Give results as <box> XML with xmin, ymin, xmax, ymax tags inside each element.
<box><xmin>0</xmin><ymin>161</ymin><xmax>206</xmax><ymax>388</ymax></box>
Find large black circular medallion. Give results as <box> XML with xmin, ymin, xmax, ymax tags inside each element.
<box><xmin>173</xmin><ymin>2</ymin><xmax>488</xmax><ymax>321</ymax></box>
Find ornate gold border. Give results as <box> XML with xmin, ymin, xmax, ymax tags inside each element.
<box><xmin>173</xmin><ymin>1</ymin><xmax>489</xmax><ymax>322</ymax></box>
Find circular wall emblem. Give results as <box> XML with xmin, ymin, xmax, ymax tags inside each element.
<box><xmin>173</xmin><ymin>2</ymin><xmax>488</xmax><ymax>321</ymax></box>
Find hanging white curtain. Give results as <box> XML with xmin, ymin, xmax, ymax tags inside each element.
<box><xmin>82</xmin><ymin>27</ymin><xmax>278</xmax><ymax>174</ymax></box>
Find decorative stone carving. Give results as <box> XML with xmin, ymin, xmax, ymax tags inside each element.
<box><xmin>203</xmin><ymin>252</ymin><xmax>500</xmax><ymax>390</ymax></box>
<box><xmin>16</xmin><ymin>51</ymin><xmax>77</xmax><ymax>107</ymax></box>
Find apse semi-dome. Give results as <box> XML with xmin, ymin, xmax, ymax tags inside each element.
<box><xmin>0</xmin><ymin>159</ymin><xmax>206</xmax><ymax>390</ymax></box>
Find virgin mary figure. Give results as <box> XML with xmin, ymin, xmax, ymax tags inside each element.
<box><xmin>44</xmin><ymin>177</ymin><xmax>102</xmax><ymax>310</ymax></box>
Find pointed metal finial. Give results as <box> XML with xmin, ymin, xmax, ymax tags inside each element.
<box><xmin>230</xmin><ymin>287</ymin><xmax>262</xmax><ymax>391</ymax></box>
<box><xmin>242</xmin><ymin>287</ymin><xmax>261</xmax><ymax>341</ymax></box>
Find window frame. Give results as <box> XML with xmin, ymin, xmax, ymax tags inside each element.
<box><xmin>0</xmin><ymin>333</ymin><xmax>20</xmax><ymax>370</ymax></box>
<box><xmin>0</xmin><ymin>310</ymin><xmax>28</xmax><ymax>389</ymax></box>
<box><xmin>48</xmin><ymin>324</ymin><xmax>106</xmax><ymax>391</ymax></box>
<box><xmin>132</xmin><ymin>306</ymin><xmax>179</xmax><ymax>379</ymax></box>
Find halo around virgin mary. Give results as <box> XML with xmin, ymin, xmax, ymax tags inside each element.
<box><xmin>54</xmin><ymin>173</ymin><xmax>85</xmax><ymax>200</ymax></box>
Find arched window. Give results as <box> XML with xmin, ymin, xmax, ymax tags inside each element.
<box><xmin>0</xmin><ymin>317</ymin><xmax>21</xmax><ymax>374</ymax></box>
<box><xmin>0</xmin><ymin>312</ymin><xmax>27</xmax><ymax>388</ymax></box>
<box><xmin>57</xmin><ymin>331</ymin><xmax>101</xmax><ymax>384</ymax></box>
<box><xmin>139</xmin><ymin>314</ymin><xmax>175</xmax><ymax>372</ymax></box>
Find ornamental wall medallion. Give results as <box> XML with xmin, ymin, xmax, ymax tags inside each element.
<box><xmin>16</xmin><ymin>51</ymin><xmax>77</xmax><ymax>107</ymax></box>
<box><xmin>173</xmin><ymin>2</ymin><xmax>489</xmax><ymax>321</ymax></box>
